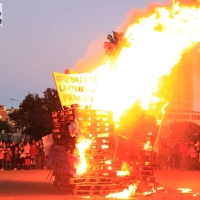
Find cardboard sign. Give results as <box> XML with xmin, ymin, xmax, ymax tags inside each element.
<box><xmin>53</xmin><ymin>72</ymin><xmax>98</xmax><ymax>107</ymax></box>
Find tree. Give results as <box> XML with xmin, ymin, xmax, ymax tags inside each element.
<box><xmin>8</xmin><ymin>88</ymin><xmax>62</xmax><ymax>140</ymax></box>
<box><xmin>0</xmin><ymin>120</ymin><xmax>12</xmax><ymax>142</ymax></box>
<box><xmin>0</xmin><ymin>120</ymin><xmax>12</xmax><ymax>133</ymax></box>
<box><xmin>104</xmin><ymin>31</ymin><xmax>129</xmax><ymax>58</ymax></box>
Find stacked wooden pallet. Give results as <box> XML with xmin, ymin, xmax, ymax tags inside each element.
<box><xmin>51</xmin><ymin>107</ymin><xmax>158</xmax><ymax>196</ymax></box>
<box><xmin>128</xmin><ymin>149</ymin><xmax>158</xmax><ymax>192</ymax></box>
<box><xmin>51</xmin><ymin>108</ymin><xmax>77</xmax><ymax>153</ymax></box>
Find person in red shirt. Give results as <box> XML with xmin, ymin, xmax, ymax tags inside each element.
<box><xmin>29</xmin><ymin>143</ymin><xmax>37</xmax><ymax>169</ymax></box>
<box><xmin>0</xmin><ymin>142</ymin><xmax>5</xmax><ymax>170</ymax></box>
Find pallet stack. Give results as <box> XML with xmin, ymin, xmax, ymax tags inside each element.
<box><xmin>128</xmin><ymin>149</ymin><xmax>158</xmax><ymax>192</ymax></box>
<box><xmin>51</xmin><ymin>108</ymin><xmax>76</xmax><ymax>153</ymax></box>
<box><xmin>51</xmin><ymin>106</ymin><xmax>159</xmax><ymax>196</ymax></box>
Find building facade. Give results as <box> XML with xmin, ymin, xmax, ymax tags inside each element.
<box><xmin>159</xmin><ymin>43</ymin><xmax>200</xmax><ymax>138</ymax></box>
<box><xmin>0</xmin><ymin>104</ymin><xmax>6</xmax><ymax>121</ymax></box>
<box><xmin>169</xmin><ymin>44</ymin><xmax>200</xmax><ymax>111</ymax></box>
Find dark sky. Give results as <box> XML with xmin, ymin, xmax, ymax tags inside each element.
<box><xmin>0</xmin><ymin>0</ymin><xmax>170</xmax><ymax>109</ymax></box>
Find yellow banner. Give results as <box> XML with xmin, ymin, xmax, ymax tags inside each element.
<box><xmin>53</xmin><ymin>72</ymin><xmax>98</xmax><ymax>108</ymax></box>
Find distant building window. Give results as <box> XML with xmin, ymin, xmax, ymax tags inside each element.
<box><xmin>175</xmin><ymin>114</ymin><xmax>190</xmax><ymax>119</ymax></box>
<box><xmin>0</xmin><ymin>115</ymin><xmax>2</xmax><ymax>119</ymax></box>
<box><xmin>191</xmin><ymin>115</ymin><xmax>200</xmax><ymax>120</ymax></box>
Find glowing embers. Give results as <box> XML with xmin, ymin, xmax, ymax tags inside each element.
<box><xmin>143</xmin><ymin>187</ymin><xmax>156</xmax><ymax>196</ymax></box>
<box><xmin>106</xmin><ymin>184</ymin><xmax>137</xmax><ymax>199</ymax></box>
<box><xmin>177</xmin><ymin>188</ymin><xmax>192</xmax><ymax>193</ymax></box>
<box><xmin>116</xmin><ymin>161</ymin><xmax>130</xmax><ymax>176</ymax></box>
<box><xmin>177</xmin><ymin>188</ymin><xmax>200</xmax><ymax>197</ymax></box>
<box><xmin>144</xmin><ymin>140</ymin><xmax>153</xmax><ymax>151</ymax></box>
<box><xmin>116</xmin><ymin>170</ymin><xmax>130</xmax><ymax>176</ymax></box>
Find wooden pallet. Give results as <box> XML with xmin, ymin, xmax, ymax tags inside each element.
<box><xmin>90</xmin><ymin>143</ymin><xmax>111</xmax><ymax>149</ymax></box>
<box><xmin>129</xmin><ymin>161</ymin><xmax>152</xmax><ymax>166</ymax></box>
<box><xmin>82</xmin><ymin>171</ymin><xmax>117</xmax><ymax>177</ymax></box>
<box><xmin>129</xmin><ymin>175</ymin><xmax>156</xmax><ymax>183</ymax></box>
<box><xmin>86</xmin><ymin>148</ymin><xmax>113</xmax><ymax>154</ymax></box>
<box><xmin>88</xmin><ymin>159</ymin><xmax>113</xmax><ymax>165</ymax></box>
<box><xmin>130</xmin><ymin>170</ymin><xmax>154</xmax><ymax>176</ymax></box>
<box><xmin>69</xmin><ymin>176</ymin><xmax>129</xmax><ymax>184</ymax></box>
<box><xmin>86</xmin><ymin>154</ymin><xmax>113</xmax><ymax>160</ymax></box>
<box><xmin>87</xmin><ymin>164</ymin><xmax>118</xmax><ymax>171</ymax></box>
<box><xmin>73</xmin><ymin>109</ymin><xmax>112</xmax><ymax>116</ymax></box>
<box><xmin>130</xmin><ymin>156</ymin><xmax>154</xmax><ymax>162</ymax></box>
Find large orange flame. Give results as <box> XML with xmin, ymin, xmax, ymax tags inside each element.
<box><xmin>89</xmin><ymin>3</ymin><xmax>200</xmax><ymax>121</ymax></box>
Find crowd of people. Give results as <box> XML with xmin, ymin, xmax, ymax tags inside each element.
<box><xmin>1</xmin><ymin>137</ymin><xmax>200</xmax><ymax>172</ymax></box>
<box><xmin>0</xmin><ymin>139</ymin><xmax>46</xmax><ymax>171</ymax></box>
<box><xmin>157</xmin><ymin>139</ymin><xmax>200</xmax><ymax>171</ymax></box>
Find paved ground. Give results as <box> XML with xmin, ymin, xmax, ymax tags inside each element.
<box><xmin>0</xmin><ymin>169</ymin><xmax>200</xmax><ymax>199</ymax></box>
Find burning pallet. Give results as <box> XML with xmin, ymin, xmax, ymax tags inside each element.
<box><xmin>50</xmin><ymin>106</ymin><xmax>159</xmax><ymax>196</ymax></box>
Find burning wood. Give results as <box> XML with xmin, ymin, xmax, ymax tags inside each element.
<box><xmin>51</xmin><ymin>1</ymin><xmax>200</xmax><ymax>198</ymax></box>
<box><xmin>143</xmin><ymin>187</ymin><xmax>156</xmax><ymax>196</ymax></box>
<box><xmin>106</xmin><ymin>184</ymin><xmax>137</xmax><ymax>199</ymax></box>
<box><xmin>144</xmin><ymin>140</ymin><xmax>152</xmax><ymax>151</ymax></box>
<box><xmin>177</xmin><ymin>188</ymin><xmax>192</xmax><ymax>193</ymax></box>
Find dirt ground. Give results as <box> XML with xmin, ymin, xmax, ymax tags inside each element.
<box><xmin>0</xmin><ymin>169</ymin><xmax>200</xmax><ymax>200</ymax></box>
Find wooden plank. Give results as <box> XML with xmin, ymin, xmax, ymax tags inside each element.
<box><xmin>129</xmin><ymin>161</ymin><xmax>152</xmax><ymax>166</ymax></box>
<box><xmin>85</xmin><ymin>148</ymin><xmax>113</xmax><ymax>155</ymax></box>
<box><xmin>74</xmin><ymin>109</ymin><xmax>112</xmax><ymax>116</ymax></box>
<box><xmin>76</xmin><ymin>116</ymin><xmax>113</xmax><ymax>122</ymax></box>
<box><xmin>69</xmin><ymin>176</ymin><xmax>128</xmax><ymax>184</ymax></box>
<box><xmin>130</xmin><ymin>166</ymin><xmax>154</xmax><ymax>171</ymax></box>
<box><xmin>86</xmin><ymin>154</ymin><xmax>113</xmax><ymax>160</ymax></box>
<box><xmin>88</xmin><ymin>159</ymin><xmax>113</xmax><ymax>165</ymax></box>
<box><xmin>83</xmin><ymin>171</ymin><xmax>117</xmax><ymax>177</ymax></box>
<box><xmin>131</xmin><ymin>170</ymin><xmax>154</xmax><ymax>176</ymax></box>
<box><xmin>129</xmin><ymin>175</ymin><xmax>156</xmax><ymax>183</ymax></box>
<box><xmin>87</xmin><ymin>165</ymin><xmax>117</xmax><ymax>171</ymax></box>
<box><xmin>130</xmin><ymin>155</ymin><xmax>154</xmax><ymax>161</ymax></box>
<box><xmin>90</xmin><ymin>143</ymin><xmax>110</xmax><ymax>149</ymax></box>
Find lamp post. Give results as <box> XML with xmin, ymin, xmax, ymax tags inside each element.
<box><xmin>9</xmin><ymin>98</ymin><xmax>23</xmax><ymax>134</ymax></box>
<box><xmin>9</xmin><ymin>98</ymin><xmax>22</xmax><ymax>104</ymax></box>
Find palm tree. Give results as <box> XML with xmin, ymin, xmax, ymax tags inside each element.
<box><xmin>104</xmin><ymin>31</ymin><xmax>125</xmax><ymax>56</ymax></box>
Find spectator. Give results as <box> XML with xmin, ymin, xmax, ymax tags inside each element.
<box><xmin>171</xmin><ymin>140</ymin><xmax>181</xmax><ymax>169</ymax></box>
<box><xmin>0</xmin><ymin>141</ymin><xmax>5</xmax><ymax>170</ymax></box>
<box><xmin>29</xmin><ymin>143</ymin><xmax>37</xmax><ymax>169</ymax></box>
<box><xmin>35</xmin><ymin>141</ymin><xmax>44</xmax><ymax>169</ymax></box>
<box><xmin>4</xmin><ymin>146</ymin><xmax>12</xmax><ymax>170</ymax></box>
<box><xmin>194</xmin><ymin>141</ymin><xmax>200</xmax><ymax>170</ymax></box>
<box><xmin>188</xmin><ymin>142</ymin><xmax>197</xmax><ymax>170</ymax></box>
<box><xmin>19</xmin><ymin>145</ymin><xmax>26</xmax><ymax>169</ymax></box>
<box><xmin>23</xmin><ymin>142</ymin><xmax>30</xmax><ymax>157</ymax></box>
<box><xmin>162</xmin><ymin>142</ymin><xmax>172</xmax><ymax>170</ymax></box>
<box><xmin>12</xmin><ymin>146</ymin><xmax>20</xmax><ymax>170</ymax></box>
<box><xmin>179</xmin><ymin>140</ymin><xmax>189</xmax><ymax>170</ymax></box>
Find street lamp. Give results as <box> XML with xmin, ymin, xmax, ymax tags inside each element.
<box><xmin>10</xmin><ymin>98</ymin><xmax>22</xmax><ymax>109</ymax></box>
<box><xmin>9</xmin><ymin>98</ymin><xmax>22</xmax><ymax>104</ymax></box>
<box><xmin>9</xmin><ymin>98</ymin><xmax>23</xmax><ymax>134</ymax></box>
